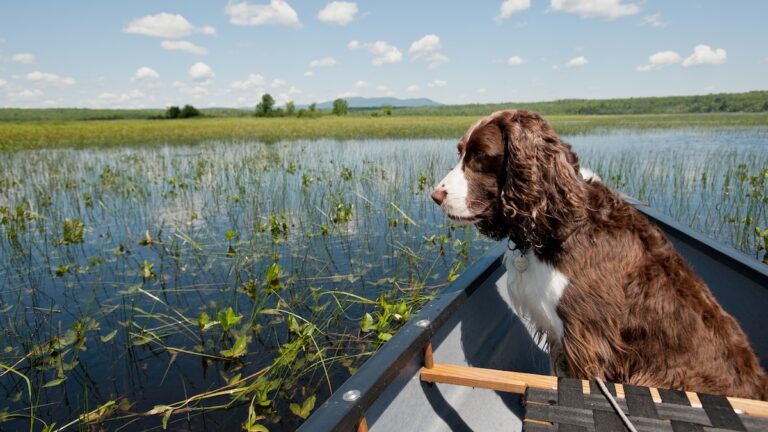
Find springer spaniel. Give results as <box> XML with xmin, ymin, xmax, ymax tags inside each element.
<box><xmin>431</xmin><ymin>110</ymin><xmax>767</xmax><ymax>400</ymax></box>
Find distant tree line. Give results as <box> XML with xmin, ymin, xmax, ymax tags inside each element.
<box><xmin>2</xmin><ymin>91</ymin><xmax>768</xmax><ymax>122</ymax></box>
<box><xmin>254</xmin><ymin>93</ymin><xmax>349</xmax><ymax>118</ymax></box>
<box><xmin>393</xmin><ymin>91</ymin><xmax>768</xmax><ymax>116</ymax></box>
<box><xmin>165</xmin><ymin>104</ymin><xmax>200</xmax><ymax>119</ymax></box>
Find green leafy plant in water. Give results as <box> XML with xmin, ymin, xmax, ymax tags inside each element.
<box><xmin>265</xmin><ymin>262</ymin><xmax>282</xmax><ymax>292</ymax></box>
<box><xmin>218</xmin><ymin>307</ymin><xmax>243</xmax><ymax>332</ymax></box>
<box><xmin>756</xmin><ymin>226</ymin><xmax>768</xmax><ymax>264</ymax></box>
<box><xmin>62</xmin><ymin>218</ymin><xmax>85</xmax><ymax>244</ymax></box>
<box><xmin>417</xmin><ymin>171</ymin><xmax>429</xmax><ymax>191</ymax></box>
<box><xmin>447</xmin><ymin>261</ymin><xmax>463</xmax><ymax>282</ymax></box>
<box><xmin>269</xmin><ymin>213</ymin><xmax>289</xmax><ymax>242</ymax></box>
<box><xmin>289</xmin><ymin>395</ymin><xmax>316</xmax><ymax>419</ymax></box>
<box><xmin>142</xmin><ymin>260</ymin><xmax>156</xmax><ymax>279</ymax></box>
<box><xmin>340</xmin><ymin>167</ymin><xmax>353</xmax><ymax>181</ymax></box>
<box><xmin>331</xmin><ymin>202</ymin><xmax>353</xmax><ymax>224</ymax></box>
<box><xmin>220</xmin><ymin>334</ymin><xmax>248</xmax><ymax>358</ymax></box>
<box><xmin>360</xmin><ymin>296</ymin><xmax>413</xmax><ymax>341</ymax></box>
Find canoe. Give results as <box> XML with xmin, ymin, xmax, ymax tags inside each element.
<box><xmin>299</xmin><ymin>200</ymin><xmax>768</xmax><ymax>431</ymax></box>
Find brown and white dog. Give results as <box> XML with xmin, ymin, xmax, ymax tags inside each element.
<box><xmin>431</xmin><ymin>109</ymin><xmax>767</xmax><ymax>400</ymax></box>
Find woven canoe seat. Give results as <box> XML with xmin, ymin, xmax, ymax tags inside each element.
<box><xmin>523</xmin><ymin>377</ymin><xmax>768</xmax><ymax>432</ymax></box>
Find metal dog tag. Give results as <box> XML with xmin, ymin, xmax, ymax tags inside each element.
<box><xmin>514</xmin><ymin>255</ymin><xmax>529</xmax><ymax>272</ymax></box>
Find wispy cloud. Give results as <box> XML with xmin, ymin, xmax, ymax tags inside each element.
<box><xmin>641</xmin><ymin>13</ymin><xmax>668</xmax><ymax>28</ymax></box>
<box><xmin>496</xmin><ymin>0</ymin><xmax>530</xmax><ymax>21</ymax></box>
<box><xmin>637</xmin><ymin>50</ymin><xmax>680</xmax><ymax>72</ymax></box>
<box><xmin>317</xmin><ymin>2</ymin><xmax>358</xmax><ymax>25</ymax></box>
<box><xmin>124</xmin><ymin>13</ymin><xmax>215</xmax><ymax>38</ymax></box>
<box><xmin>309</xmin><ymin>57</ymin><xmax>337</xmax><ymax>68</ymax></box>
<box><xmin>161</xmin><ymin>40</ymin><xmax>208</xmax><ymax>55</ymax></box>
<box><xmin>550</xmin><ymin>0</ymin><xmax>639</xmax><ymax>20</ymax></box>
<box><xmin>224</xmin><ymin>0</ymin><xmax>301</xmax><ymax>28</ymax></box>
<box><xmin>12</xmin><ymin>53</ymin><xmax>35</xmax><ymax>64</ymax></box>
<box><xmin>349</xmin><ymin>40</ymin><xmax>402</xmax><ymax>65</ymax></box>
<box><xmin>25</xmin><ymin>71</ymin><xmax>76</xmax><ymax>86</ymax></box>
<box><xmin>565</xmin><ymin>56</ymin><xmax>588</xmax><ymax>68</ymax></box>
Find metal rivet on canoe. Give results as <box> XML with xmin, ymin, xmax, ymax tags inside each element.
<box><xmin>415</xmin><ymin>319</ymin><xmax>430</xmax><ymax>328</ymax></box>
<box><xmin>343</xmin><ymin>390</ymin><xmax>361</xmax><ymax>402</ymax></box>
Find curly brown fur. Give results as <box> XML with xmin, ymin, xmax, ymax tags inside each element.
<box><xmin>437</xmin><ymin>109</ymin><xmax>767</xmax><ymax>400</ymax></box>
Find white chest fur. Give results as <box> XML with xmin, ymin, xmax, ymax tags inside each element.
<box><xmin>504</xmin><ymin>248</ymin><xmax>569</xmax><ymax>345</ymax></box>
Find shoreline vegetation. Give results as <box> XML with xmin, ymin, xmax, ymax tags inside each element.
<box><xmin>0</xmin><ymin>113</ymin><xmax>767</xmax><ymax>151</ymax></box>
<box><xmin>1</xmin><ymin>90</ymin><xmax>767</xmax><ymax>150</ymax></box>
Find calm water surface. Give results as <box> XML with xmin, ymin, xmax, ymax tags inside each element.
<box><xmin>0</xmin><ymin>128</ymin><xmax>766</xmax><ymax>430</ymax></box>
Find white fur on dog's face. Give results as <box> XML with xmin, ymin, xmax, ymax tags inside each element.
<box><xmin>433</xmin><ymin>156</ymin><xmax>480</xmax><ymax>224</ymax></box>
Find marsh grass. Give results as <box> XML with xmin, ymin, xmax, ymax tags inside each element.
<box><xmin>0</xmin><ymin>128</ymin><xmax>766</xmax><ymax>430</ymax></box>
<box><xmin>1</xmin><ymin>113</ymin><xmax>767</xmax><ymax>151</ymax></box>
<box><xmin>0</xmin><ymin>139</ymin><xmax>484</xmax><ymax>430</ymax></box>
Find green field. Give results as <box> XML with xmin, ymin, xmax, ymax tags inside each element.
<box><xmin>2</xmin><ymin>113</ymin><xmax>768</xmax><ymax>151</ymax></box>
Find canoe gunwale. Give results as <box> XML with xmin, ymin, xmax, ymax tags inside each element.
<box><xmin>298</xmin><ymin>241</ymin><xmax>508</xmax><ymax>431</ymax></box>
<box><xmin>299</xmin><ymin>203</ymin><xmax>768</xmax><ymax>431</ymax></box>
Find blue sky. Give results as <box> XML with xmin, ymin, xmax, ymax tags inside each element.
<box><xmin>1</xmin><ymin>0</ymin><xmax>766</xmax><ymax>108</ymax></box>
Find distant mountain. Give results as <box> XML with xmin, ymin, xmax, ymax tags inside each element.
<box><xmin>311</xmin><ymin>97</ymin><xmax>441</xmax><ymax>109</ymax></box>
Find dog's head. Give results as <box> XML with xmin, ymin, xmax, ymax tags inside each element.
<box><xmin>431</xmin><ymin>110</ymin><xmax>586</xmax><ymax>249</ymax></box>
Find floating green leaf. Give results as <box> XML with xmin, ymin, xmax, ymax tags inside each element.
<box><xmin>220</xmin><ymin>335</ymin><xmax>248</xmax><ymax>358</ymax></box>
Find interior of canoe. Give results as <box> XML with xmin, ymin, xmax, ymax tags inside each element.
<box><xmin>300</xmin><ymin>203</ymin><xmax>768</xmax><ymax>432</ymax></box>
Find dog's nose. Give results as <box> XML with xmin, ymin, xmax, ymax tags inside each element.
<box><xmin>431</xmin><ymin>189</ymin><xmax>447</xmax><ymax>205</ymax></box>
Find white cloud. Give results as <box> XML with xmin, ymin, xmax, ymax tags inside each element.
<box><xmin>125</xmin><ymin>13</ymin><xmax>193</xmax><ymax>38</ymax></box>
<box><xmin>161</xmin><ymin>40</ymin><xmax>208</xmax><ymax>55</ymax></box>
<box><xmin>317</xmin><ymin>2</ymin><xmax>358</xmax><ymax>25</ymax></box>
<box><xmin>304</xmin><ymin>71</ymin><xmax>315</xmax><ymax>77</ymax></box>
<box><xmin>131</xmin><ymin>66</ymin><xmax>160</xmax><ymax>83</ymax></box>
<box><xmin>409</xmin><ymin>34</ymin><xmax>441</xmax><ymax>54</ymax></box>
<box><xmin>309</xmin><ymin>57</ymin><xmax>337</xmax><ymax>68</ymax></box>
<box><xmin>25</xmin><ymin>71</ymin><xmax>76</xmax><ymax>86</ymax></box>
<box><xmin>349</xmin><ymin>40</ymin><xmax>402</xmax><ymax>65</ymax></box>
<box><xmin>198</xmin><ymin>26</ymin><xmax>217</xmax><ymax>36</ymax></box>
<box><xmin>425</xmin><ymin>53</ymin><xmax>449</xmax><ymax>69</ymax></box>
<box><xmin>550</xmin><ymin>0</ymin><xmax>639</xmax><ymax>20</ymax></box>
<box><xmin>641</xmin><ymin>13</ymin><xmax>668</xmax><ymax>28</ymax></box>
<box><xmin>427</xmin><ymin>79</ymin><xmax>447</xmax><ymax>88</ymax></box>
<box><xmin>173</xmin><ymin>81</ymin><xmax>209</xmax><ymax>96</ymax></box>
<box><xmin>497</xmin><ymin>0</ymin><xmax>531</xmax><ymax>20</ymax></box>
<box><xmin>508</xmin><ymin>55</ymin><xmax>525</xmax><ymax>65</ymax></box>
<box><xmin>406</xmin><ymin>84</ymin><xmax>420</xmax><ymax>92</ymax></box>
<box><xmin>477</xmin><ymin>88</ymin><xmax>487</xmax><ymax>93</ymax></box>
<box><xmin>636</xmin><ymin>50</ymin><xmax>681</xmax><ymax>72</ymax></box>
<box><xmin>376</xmin><ymin>85</ymin><xmax>388</xmax><ymax>92</ymax></box>
<box><xmin>409</xmin><ymin>35</ymin><xmax>448</xmax><ymax>68</ymax></box>
<box><xmin>12</xmin><ymin>53</ymin><xmax>35</xmax><ymax>64</ymax></box>
<box><xmin>682</xmin><ymin>44</ymin><xmax>727</xmax><ymax>67</ymax></box>
<box><xmin>565</xmin><ymin>56</ymin><xmax>588</xmax><ymax>68</ymax></box>
<box><xmin>224</xmin><ymin>0</ymin><xmax>301</xmax><ymax>28</ymax></box>
<box><xmin>188</xmin><ymin>62</ymin><xmax>214</xmax><ymax>83</ymax></box>
<box><xmin>8</xmin><ymin>89</ymin><xmax>44</xmax><ymax>100</ymax></box>
<box><xmin>96</xmin><ymin>90</ymin><xmax>146</xmax><ymax>107</ymax></box>
<box><xmin>355</xmin><ymin>80</ymin><xmax>368</xmax><ymax>88</ymax></box>
<box><xmin>271</xmin><ymin>78</ymin><xmax>286</xmax><ymax>88</ymax></box>
<box><xmin>230</xmin><ymin>73</ymin><xmax>266</xmax><ymax>90</ymax></box>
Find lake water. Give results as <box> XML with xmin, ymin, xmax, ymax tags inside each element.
<box><xmin>0</xmin><ymin>128</ymin><xmax>766</xmax><ymax>430</ymax></box>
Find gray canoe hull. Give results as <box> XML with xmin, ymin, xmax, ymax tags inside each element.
<box><xmin>300</xmin><ymin>203</ymin><xmax>768</xmax><ymax>431</ymax></box>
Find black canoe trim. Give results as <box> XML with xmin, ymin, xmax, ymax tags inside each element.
<box><xmin>299</xmin><ymin>203</ymin><xmax>768</xmax><ymax>432</ymax></box>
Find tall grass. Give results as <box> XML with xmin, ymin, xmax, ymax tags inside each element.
<box><xmin>1</xmin><ymin>113</ymin><xmax>767</xmax><ymax>151</ymax></box>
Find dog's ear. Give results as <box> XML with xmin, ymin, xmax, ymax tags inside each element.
<box><xmin>495</xmin><ymin>110</ymin><xmax>586</xmax><ymax>250</ymax></box>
